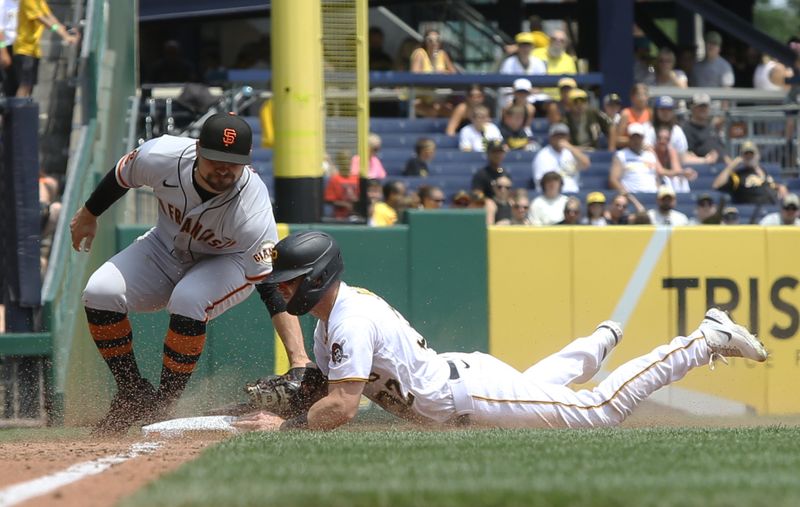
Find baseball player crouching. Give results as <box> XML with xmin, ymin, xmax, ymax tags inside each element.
<box><xmin>70</xmin><ymin>113</ymin><xmax>313</xmax><ymax>435</ymax></box>
<box><xmin>234</xmin><ymin>231</ymin><xmax>768</xmax><ymax>431</ymax></box>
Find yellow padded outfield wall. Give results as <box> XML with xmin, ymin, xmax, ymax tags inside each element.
<box><xmin>488</xmin><ymin>226</ymin><xmax>800</xmax><ymax>415</ymax></box>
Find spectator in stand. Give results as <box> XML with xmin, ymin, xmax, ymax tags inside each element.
<box><xmin>14</xmin><ymin>0</ymin><xmax>78</xmax><ymax>97</ymax></box>
<box><xmin>582</xmin><ymin>192</ymin><xmax>608</xmax><ymax>226</ymax></box>
<box><xmin>712</xmin><ymin>141</ymin><xmax>786</xmax><ymax>205</ymax></box>
<box><xmin>605</xmin><ymin>193</ymin><xmax>643</xmax><ymax>225</ymax></box>
<box><xmin>633</xmin><ymin>36</ymin><xmax>653</xmax><ymax>83</ymax></box>
<box><xmin>394</xmin><ymin>37</ymin><xmax>419</xmax><ymax>72</ymax></box>
<box><xmin>645</xmin><ymin>96</ymin><xmax>688</xmax><ymax>152</ymax></box>
<box><xmin>647</xmin><ymin>185</ymin><xmax>689</xmax><ymax>225</ymax></box>
<box><xmin>418</xmin><ymin>185</ymin><xmax>445</xmax><ymax>209</ymax></box>
<box><xmin>404</xmin><ymin>138</ymin><xmax>436</xmax><ymax>177</ymax></box>
<box><xmin>370</xmin><ymin>180</ymin><xmax>406</xmax><ymax>227</ymax></box>
<box><xmin>690</xmin><ymin>31</ymin><xmax>734</xmax><ymax>88</ymax></box>
<box><xmin>459</xmin><ymin>105</ymin><xmax>503</xmax><ymax>152</ymax></box>
<box><xmin>546</xmin><ymin>77</ymin><xmax>577</xmax><ymax>124</ymax></box>
<box><xmin>533</xmin><ymin>29</ymin><xmax>577</xmax><ymax>98</ymax></box>
<box><xmin>529</xmin><ymin>171</ymin><xmax>568</xmax><ymax>226</ymax></box>
<box><xmin>0</xmin><ymin>0</ymin><xmax>19</xmax><ymax>97</ymax></box>
<box><xmin>446</xmin><ymin>84</ymin><xmax>486</xmax><ymax>136</ymax></box>
<box><xmin>324</xmin><ymin>150</ymin><xmax>360</xmax><ymax>220</ymax></box>
<box><xmin>721</xmin><ymin>206</ymin><xmax>740</xmax><ymax>225</ymax></box>
<box><xmin>689</xmin><ymin>193</ymin><xmax>719</xmax><ymax>225</ymax></box>
<box><xmin>502</xmin><ymin>78</ymin><xmax>536</xmax><ymax>129</ymax></box>
<box><xmin>653</xmin><ymin>126</ymin><xmax>696</xmax><ymax>193</ymax></box>
<box><xmin>410</xmin><ymin>29</ymin><xmax>456</xmax><ymax>74</ymax></box>
<box><xmin>509</xmin><ymin>189</ymin><xmax>532</xmax><ymax>225</ymax></box>
<box><xmin>759</xmin><ymin>193</ymin><xmax>800</xmax><ymax>226</ymax></box>
<box><xmin>451</xmin><ymin>190</ymin><xmax>471</xmax><ymax>209</ymax></box>
<box><xmin>410</xmin><ymin>29</ymin><xmax>456</xmax><ymax>118</ymax></box>
<box><xmin>753</xmin><ymin>54</ymin><xmax>793</xmax><ymax>91</ymax></box>
<box><xmin>499</xmin><ymin>104</ymin><xmax>535</xmax><ymax>151</ymax></box>
<box><xmin>682</xmin><ymin>93</ymin><xmax>728</xmax><ymax>165</ymax></box>
<box><xmin>676</xmin><ymin>46</ymin><xmax>697</xmax><ymax>81</ymax></box>
<box><xmin>644</xmin><ymin>48</ymin><xmax>688</xmax><ymax>88</ymax></box>
<box><xmin>609</xmin><ymin>123</ymin><xmax>662</xmax><ymax>194</ymax></box>
<box><xmin>350</xmin><ymin>133</ymin><xmax>386</xmax><ymax>180</ymax></box>
<box><xmin>565</xmin><ymin>88</ymin><xmax>613</xmax><ymax>150</ymax></box>
<box><xmin>368</xmin><ymin>27</ymin><xmax>393</xmax><ymax>71</ymax></box>
<box><xmin>39</xmin><ymin>169</ymin><xmax>60</xmax><ymax>271</ymax></box>
<box><xmin>485</xmin><ymin>175</ymin><xmax>513</xmax><ymax>225</ymax></box>
<box><xmin>603</xmin><ymin>93</ymin><xmax>623</xmax><ymax>127</ymax></box>
<box><xmin>471</xmin><ymin>139</ymin><xmax>510</xmax><ymax>198</ymax></box>
<box><xmin>500</xmin><ymin>32</ymin><xmax>546</xmax><ymax>76</ymax></box>
<box><xmin>532</xmin><ymin>122</ymin><xmax>590</xmax><ymax>193</ymax></box>
<box><xmin>616</xmin><ymin>83</ymin><xmax>651</xmax><ymax>147</ymax></box>
<box><xmin>468</xmin><ymin>189</ymin><xmax>487</xmax><ymax>208</ymax></box>
<box><xmin>558</xmin><ymin>196</ymin><xmax>582</xmax><ymax>225</ymax></box>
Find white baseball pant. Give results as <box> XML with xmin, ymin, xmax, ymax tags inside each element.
<box><xmin>82</xmin><ymin>229</ymin><xmax>255</xmax><ymax>321</ymax></box>
<box><xmin>446</xmin><ymin>325</ymin><xmax>710</xmax><ymax>428</ymax></box>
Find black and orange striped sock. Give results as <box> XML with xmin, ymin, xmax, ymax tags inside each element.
<box><xmin>85</xmin><ymin>307</ymin><xmax>142</xmax><ymax>391</ymax></box>
<box><xmin>158</xmin><ymin>314</ymin><xmax>207</xmax><ymax>404</ymax></box>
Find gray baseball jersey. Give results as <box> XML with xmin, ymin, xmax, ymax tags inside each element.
<box><xmin>82</xmin><ymin>135</ymin><xmax>278</xmax><ymax>321</ymax></box>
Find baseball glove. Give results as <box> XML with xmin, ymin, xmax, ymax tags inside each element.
<box><xmin>244</xmin><ymin>367</ymin><xmax>328</xmax><ymax>419</ymax></box>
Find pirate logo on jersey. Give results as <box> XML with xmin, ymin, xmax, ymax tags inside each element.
<box><xmin>252</xmin><ymin>241</ymin><xmax>275</xmax><ymax>268</ymax></box>
<box><xmin>331</xmin><ymin>342</ymin><xmax>349</xmax><ymax>364</ymax></box>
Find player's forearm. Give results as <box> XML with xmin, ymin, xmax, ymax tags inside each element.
<box><xmin>306</xmin><ymin>394</ymin><xmax>358</xmax><ymax>430</ymax></box>
<box><xmin>84</xmin><ymin>166</ymin><xmax>129</xmax><ymax>217</ymax></box>
<box><xmin>271</xmin><ymin>312</ymin><xmax>311</xmax><ymax>367</ymax></box>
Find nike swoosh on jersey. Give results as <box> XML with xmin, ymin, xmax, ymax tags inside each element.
<box><xmin>162</xmin><ymin>178</ymin><xmax>179</xmax><ymax>188</ymax></box>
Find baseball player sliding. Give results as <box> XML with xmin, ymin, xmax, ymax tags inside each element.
<box><xmin>234</xmin><ymin>231</ymin><xmax>768</xmax><ymax>431</ymax></box>
<box><xmin>70</xmin><ymin>113</ymin><xmax>313</xmax><ymax>435</ymax></box>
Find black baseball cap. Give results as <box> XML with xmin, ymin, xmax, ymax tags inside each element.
<box><xmin>198</xmin><ymin>113</ymin><xmax>253</xmax><ymax>164</ymax></box>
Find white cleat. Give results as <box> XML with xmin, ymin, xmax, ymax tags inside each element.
<box><xmin>699</xmin><ymin>308</ymin><xmax>768</xmax><ymax>364</ymax></box>
<box><xmin>595</xmin><ymin>320</ymin><xmax>623</xmax><ymax>358</ymax></box>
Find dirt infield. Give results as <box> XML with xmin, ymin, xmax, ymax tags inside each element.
<box><xmin>0</xmin><ymin>433</ymin><xmax>227</xmax><ymax>507</ymax></box>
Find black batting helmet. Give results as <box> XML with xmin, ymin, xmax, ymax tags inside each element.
<box><xmin>268</xmin><ymin>231</ymin><xmax>344</xmax><ymax>315</ymax></box>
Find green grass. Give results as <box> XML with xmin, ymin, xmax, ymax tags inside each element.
<box><xmin>122</xmin><ymin>426</ymin><xmax>800</xmax><ymax>507</ymax></box>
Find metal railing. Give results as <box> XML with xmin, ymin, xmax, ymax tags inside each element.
<box><xmin>723</xmin><ymin>104</ymin><xmax>800</xmax><ymax>174</ymax></box>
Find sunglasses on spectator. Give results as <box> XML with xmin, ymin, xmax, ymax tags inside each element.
<box><xmin>784</xmin><ymin>205</ymin><xmax>799</xmax><ymax>211</ymax></box>
<box><xmin>513</xmin><ymin>204</ymin><xmax>529</xmax><ymax>209</ymax></box>
<box><xmin>565</xmin><ymin>209</ymin><xmax>580</xmax><ymax>214</ymax></box>
<box><xmin>432</xmin><ymin>198</ymin><xmax>445</xmax><ymax>203</ymax></box>
<box><xmin>495</xmin><ymin>184</ymin><xmax>511</xmax><ymax>190</ymax></box>
<box><xmin>698</xmin><ymin>201</ymin><xmax>713</xmax><ymax>207</ymax></box>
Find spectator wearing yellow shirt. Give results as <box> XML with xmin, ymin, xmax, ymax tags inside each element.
<box><xmin>370</xmin><ymin>180</ymin><xmax>407</xmax><ymax>227</ymax></box>
<box><xmin>533</xmin><ymin>29</ymin><xmax>578</xmax><ymax>98</ymax></box>
<box><xmin>13</xmin><ymin>0</ymin><xmax>78</xmax><ymax>97</ymax></box>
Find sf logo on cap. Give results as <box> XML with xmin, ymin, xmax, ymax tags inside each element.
<box><xmin>222</xmin><ymin>128</ymin><xmax>237</xmax><ymax>147</ymax></box>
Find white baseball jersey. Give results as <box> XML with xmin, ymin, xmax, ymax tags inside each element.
<box><xmin>313</xmin><ymin>282</ymin><xmax>715</xmax><ymax>429</ymax></box>
<box><xmin>82</xmin><ymin>135</ymin><xmax>277</xmax><ymax>322</ymax></box>
<box><xmin>114</xmin><ymin>135</ymin><xmax>276</xmax><ymax>281</ymax></box>
<box><xmin>313</xmin><ymin>283</ymin><xmax>457</xmax><ymax>423</ymax></box>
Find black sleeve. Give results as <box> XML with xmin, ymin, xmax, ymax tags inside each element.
<box><xmin>256</xmin><ymin>281</ymin><xmax>287</xmax><ymax>317</ymax></box>
<box><xmin>85</xmin><ymin>165</ymin><xmax>129</xmax><ymax>217</ymax></box>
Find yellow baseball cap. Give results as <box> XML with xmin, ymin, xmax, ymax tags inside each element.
<box><xmin>568</xmin><ymin>88</ymin><xmax>588</xmax><ymax>101</ymax></box>
<box><xmin>586</xmin><ymin>192</ymin><xmax>606</xmax><ymax>205</ymax></box>
<box><xmin>558</xmin><ymin>77</ymin><xmax>577</xmax><ymax>89</ymax></box>
<box><xmin>515</xmin><ymin>32</ymin><xmax>535</xmax><ymax>45</ymax></box>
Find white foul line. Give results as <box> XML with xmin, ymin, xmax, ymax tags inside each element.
<box><xmin>0</xmin><ymin>441</ymin><xmax>163</xmax><ymax>507</ymax></box>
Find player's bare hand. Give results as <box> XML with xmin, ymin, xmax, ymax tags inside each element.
<box><xmin>70</xmin><ymin>206</ymin><xmax>98</xmax><ymax>252</ymax></box>
<box><xmin>232</xmin><ymin>411</ymin><xmax>285</xmax><ymax>432</ymax></box>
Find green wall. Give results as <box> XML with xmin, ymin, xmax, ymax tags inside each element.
<box><xmin>111</xmin><ymin>211</ymin><xmax>487</xmax><ymax>413</ymax></box>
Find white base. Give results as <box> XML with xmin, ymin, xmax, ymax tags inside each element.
<box><xmin>141</xmin><ymin>415</ymin><xmax>238</xmax><ymax>438</ymax></box>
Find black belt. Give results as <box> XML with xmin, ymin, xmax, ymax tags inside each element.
<box><xmin>447</xmin><ymin>360</ymin><xmax>460</xmax><ymax>380</ymax></box>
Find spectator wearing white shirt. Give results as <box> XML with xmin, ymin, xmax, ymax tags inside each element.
<box><xmin>459</xmin><ymin>105</ymin><xmax>503</xmax><ymax>152</ymax></box>
<box><xmin>609</xmin><ymin>123</ymin><xmax>663</xmax><ymax>194</ymax></box>
<box><xmin>532</xmin><ymin>122</ymin><xmax>590</xmax><ymax>193</ymax></box>
<box><xmin>647</xmin><ymin>185</ymin><xmax>689</xmax><ymax>225</ymax></box>
<box><xmin>528</xmin><ymin>171</ymin><xmax>569</xmax><ymax>226</ymax></box>
<box><xmin>0</xmin><ymin>0</ymin><xmax>19</xmax><ymax>96</ymax></box>
<box><xmin>760</xmin><ymin>193</ymin><xmax>800</xmax><ymax>226</ymax></box>
<box><xmin>499</xmin><ymin>32</ymin><xmax>547</xmax><ymax>75</ymax></box>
